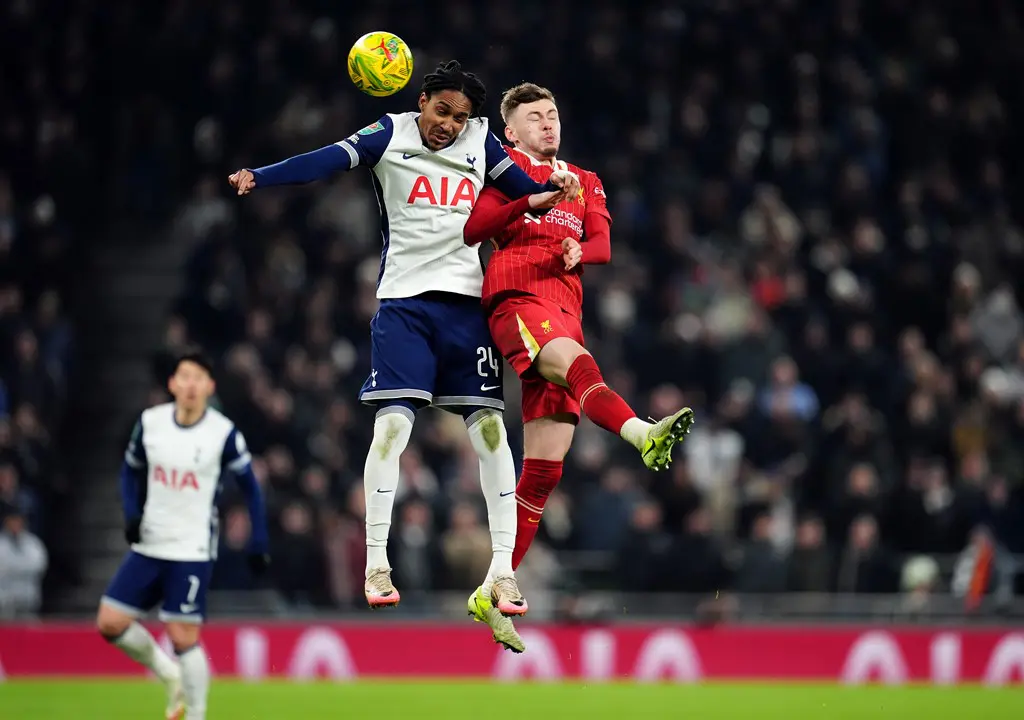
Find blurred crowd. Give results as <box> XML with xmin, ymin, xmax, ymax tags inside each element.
<box><xmin>0</xmin><ymin>2</ymin><xmax>84</xmax><ymax>613</ymax></box>
<box><xmin>8</xmin><ymin>0</ymin><xmax>1024</xmax><ymax>614</ymax></box>
<box><xmin>163</xmin><ymin>0</ymin><xmax>1024</xmax><ymax>611</ymax></box>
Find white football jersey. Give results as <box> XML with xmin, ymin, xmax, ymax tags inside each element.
<box><xmin>335</xmin><ymin>113</ymin><xmax>516</xmax><ymax>300</ymax></box>
<box><xmin>124</xmin><ymin>403</ymin><xmax>251</xmax><ymax>562</ymax></box>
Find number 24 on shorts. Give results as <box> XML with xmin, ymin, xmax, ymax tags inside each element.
<box><xmin>477</xmin><ymin>347</ymin><xmax>500</xmax><ymax>391</ymax></box>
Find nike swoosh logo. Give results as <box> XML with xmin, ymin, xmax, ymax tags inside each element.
<box><xmin>376</xmin><ymin>489</ymin><xmax>394</xmax><ymax>494</ymax></box>
<box><xmin>527</xmin><ymin>518</ymin><xmax>540</xmax><ymax>524</ymax></box>
<box><xmin>179</xmin><ymin>604</ymin><xmax>197</xmax><ymax>614</ymax></box>
<box><xmin>402</xmin><ymin>153</ymin><xmax>418</xmax><ymax>159</ymax></box>
<box><xmin>480</xmin><ymin>384</ymin><xmax>500</xmax><ymax>391</ymax></box>
<box><xmin>499</xmin><ymin>491</ymin><xmax>514</xmax><ymax>497</ymax></box>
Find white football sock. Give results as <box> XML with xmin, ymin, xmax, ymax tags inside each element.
<box><xmin>466</xmin><ymin>409</ymin><xmax>516</xmax><ymax>593</ymax></box>
<box><xmin>112</xmin><ymin>621</ymin><xmax>180</xmax><ymax>683</ymax></box>
<box><xmin>620</xmin><ymin>417</ymin><xmax>652</xmax><ymax>451</ymax></box>
<box><xmin>177</xmin><ymin>644</ymin><xmax>210</xmax><ymax>720</ymax></box>
<box><xmin>363</xmin><ymin>406</ymin><xmax>414</xmax><ymax>576</ymax></box>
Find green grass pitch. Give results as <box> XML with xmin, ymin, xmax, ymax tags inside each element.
<box><xmin>2</xmin><ymin>680</ymin><xmax>1022</xmax><ymax>718</ymax></box>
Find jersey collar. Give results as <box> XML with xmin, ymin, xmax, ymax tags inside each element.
<box><xmin>172</xmin><ymin>406</ymin><xmax>208</xmax><ymax>429</ymax></box>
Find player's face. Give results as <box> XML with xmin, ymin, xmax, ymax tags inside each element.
<box><xmin>417</xmin><ymin>90</ymin><xmax>472</xmax><ymax>150</ymax></box>
<box><xmin>168</xmin><ymin>361</ymin><xmax>215</xmax><ymax>413</ymax></box>
<box><xmin>506</xmin><ymin>99</ymin><xmax>560</xmax><ymax>159</ymax></box>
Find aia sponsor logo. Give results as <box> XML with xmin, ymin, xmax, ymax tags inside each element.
<box><xmin>406</xmin><ymin>176</ymin><xmax>477</xmax><ymax>207</ymax></box>
<box><xmin>153</xmin><ymin>466</ymin><xmax>199</xmax><ymax>491</ymax></box>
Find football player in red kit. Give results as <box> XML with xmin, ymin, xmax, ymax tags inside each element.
<box><xmin>463</xmin><ymin>83</ymin><xmax>694</xmax><ymax>593</ymax></box>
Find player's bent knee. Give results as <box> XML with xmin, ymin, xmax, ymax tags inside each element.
<box><xmin>96</xmin><ymin>604</ymin><xmax>133</xmax><ymax>640</ymax></box>
<box><xmin>368</xmin><ymin>407</ymin><xmax>415</xmax><ymax>461</ymax></box>
<box><xmin>535</xmin><ymin>337</ymin><xmax>590</xmax><ymax>385</ymax></box>
<box><xmin>465</xmin><ymin>409</ymin><xmax>508</xmax><ymax>455</ymax></box>
<box><xmin>165</xmin><ymin>622</ymin><xmax>202</xmax><ymax>653</ymax></box>
<box><xmin>524</xmin><ymin>415</ymin><xmax>575</xmax><ymax>461</ymax></box>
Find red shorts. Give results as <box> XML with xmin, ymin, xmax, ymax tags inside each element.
<box><xmin>487</xmin><ymin>295</ymin><xmax>584</xmax><ymax>424</ymax></box>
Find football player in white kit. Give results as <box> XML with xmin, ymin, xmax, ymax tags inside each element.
<box><xmin>228</xmin><ymin>60</ymin><xmax>578</xmax><ymax>653</ymax></box>
<box><xmin>96</xmin><ymin>351</ymin><xmax>270</xmax><ymax>720</ymax></box>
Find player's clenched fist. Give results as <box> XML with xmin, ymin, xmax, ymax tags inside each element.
<box><xmin>562</xmin><ymin>237</ymin><xmax>583</xmax><ymax>271</ymax></box>
<box><xmin>228</xmin><ymin>169</ymin><xmax>257</xmax><ymax>195</ymax></box>
<box><xmin>548</xmin><ymin>169</ymin><xmax>580</xmax><ymax>198</ymax></box>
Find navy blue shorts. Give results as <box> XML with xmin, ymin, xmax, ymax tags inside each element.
<box><xmin>101</xmin><ymin>551</ymin><xmax>213</xmax><ymax>624</ymax></box>
<box><xmin>359</xmin><ymin>292</ymin><xmax>504</xmax><ymax>411</ymax></box>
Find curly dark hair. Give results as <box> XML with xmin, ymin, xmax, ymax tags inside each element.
<box><xmin>420</xmin><ymin>60</ymin><xmax>487</xmax><ymax>116</ymax></box>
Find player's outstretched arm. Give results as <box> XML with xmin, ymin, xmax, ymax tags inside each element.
<box><xmin>483</xmin><ymin>132</ymin><xmax>580</xmax><ymax>200</ymax></box>
<box><xmin>464</xmin><ymin>186</ymin><xmax>569</xmax><ymax>246</ymax></box>
<box><xmin>228</xmin><ymin>116</ymin><xmax>394</xmax><ymax>194</ymax></box>
<box><xmin>232</xmin><ymin>145</ymin><xmax>353</xmax><ymax>192</ymax></box>
<box><xmin>464</xmin><ymin>188</ymin><xmax>525</xmax><ymax>246</ymax></box>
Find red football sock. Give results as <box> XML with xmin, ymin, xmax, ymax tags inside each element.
<box><xmin>512</xmin><ymin>458</ymin><xmax>563</xmax><ymax>570</ymax></box>
<box><xmin>565</xmin><ymin>354</ymin><xmax>637</xmax><ymax>435</ymax></box>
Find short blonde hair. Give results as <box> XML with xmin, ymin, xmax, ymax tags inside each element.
<box><xmin>500</xmin><ymin>83</ymin><xmax>556</xmax><ymax>122</ymax></box>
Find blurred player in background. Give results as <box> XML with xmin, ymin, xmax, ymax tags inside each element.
<box><xmin>96</xmin><ymin>351</ymin><xmax>270</xmax><ymax>720</ymax></box>
<box><xmin>229</xmin><ymin>61</ymin><xmax>579</xmax><ymax>652</ymax></box>
<box><xmin>464</xmin><ymin>84</ymin><xmax>694</xmax><ymax>635</ymax></box>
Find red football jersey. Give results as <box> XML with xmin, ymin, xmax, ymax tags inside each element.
<box><xmin>481</xmin><ymin>147</ymin><xmax>611</xmax><ymax>317</ymax></box>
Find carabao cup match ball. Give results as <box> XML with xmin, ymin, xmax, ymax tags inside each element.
<box><xmin>347</xmin><ymin>31</ymin><xmax>414</xmax><ymax>97</ymax></box>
